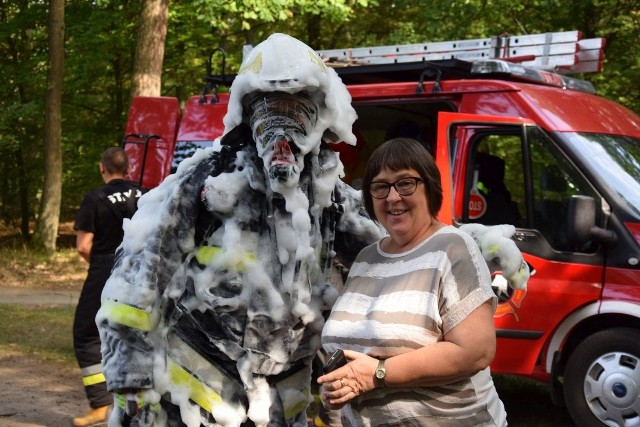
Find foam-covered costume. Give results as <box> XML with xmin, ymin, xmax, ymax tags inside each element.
<box><xmin>97</xmin><ymin>33</ymin><xmax>529</xmax><ymax>427</ymax></box>
<box><xmin>459</xmin><ymin>223</ymin><xmax>530</xmax><ymax>291</ymax></box>
<box><xmin>96</xmin><ymin>34</ymin><xmax>383</xmax><ymax>427</ymax></box>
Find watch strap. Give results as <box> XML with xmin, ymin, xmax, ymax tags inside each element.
<box><xmin>374</xmin><ymin>359</ymin><xmax>386</xmax><ymax>388</ymax></box>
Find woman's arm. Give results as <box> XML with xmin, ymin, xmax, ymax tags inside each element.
<box><xmin>319</xmin><ymin>300</ymin><xmax>496</xmax><ymax>405</ymax></box>
<box><xmin>386</xmin><ymin>300</ymin><xmax>496</xmax><ymax>387</ymax></box>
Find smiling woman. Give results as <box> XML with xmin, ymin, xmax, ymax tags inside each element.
<box><xmin>319</xmin><ymin>138</ymin><xmax>506</xmax><ymax>427</ymax></box>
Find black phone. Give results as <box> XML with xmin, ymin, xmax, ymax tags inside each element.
<box><xmin>323</xmin><ymin>349</ymin><xmax>347</xmax><ymax>374</ymax></box>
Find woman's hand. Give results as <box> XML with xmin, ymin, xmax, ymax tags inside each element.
<box><xmin>317</xmin><ymin>350</ymin><xmax>380</xmax><ymax>408</ymax></box>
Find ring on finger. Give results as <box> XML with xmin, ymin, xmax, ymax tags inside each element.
<box><xmin>340</xmin><ymin>378</ymin><xmax>346</xmax><ymax>388</ymax></box>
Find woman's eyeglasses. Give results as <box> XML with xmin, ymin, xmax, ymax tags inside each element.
<box><xmin>370</xmin><ymin>177</ymin><xmax>423</xmax><ymax>199</ymax></box>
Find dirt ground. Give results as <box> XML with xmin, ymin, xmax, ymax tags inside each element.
<box><xmin>0</xmin><ymin>351</ymin><xmax>87</xmax><ymax>427</ymax></box>
<box><xmin>0</xmin><ymin>222</ymin><xmax>89</xmax><ymax>427</ymax></box>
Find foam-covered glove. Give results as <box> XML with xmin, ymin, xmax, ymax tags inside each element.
<box><xmin>459</xmin><ymin>223</ymin><xmax>530</xmax><ymax>290</ymax></box>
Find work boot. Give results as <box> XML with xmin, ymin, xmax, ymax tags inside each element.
<box><xmin>314</xmin><ymin>415</ymin><xmax>332</xmax><ymax>427</ymax></box>
<box><xmin>71</xmin><ymin>405</ymin><xmax>111</xmax><ymax>427</ymax></box>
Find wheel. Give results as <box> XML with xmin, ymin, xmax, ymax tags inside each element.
<box><xmin>564</xmin><ymin>328</ymin><xmax>640</xmax><ymax>427</ymax></box>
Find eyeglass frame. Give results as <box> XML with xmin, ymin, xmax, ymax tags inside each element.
<box><xmin>369</xmin><ymin>177</ymin><xmax>424</xmax><ymax>199</ymax></box>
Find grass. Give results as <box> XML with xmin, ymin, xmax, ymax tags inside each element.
<box><xmin>0</xmin><ymin>304</ymin><xmax>77</xmax><ymax>364</ymax></box>
<box><xmin>0</xmin><ymin>222</ymin><xmax>82</xmax><ymax>365</ymax></box>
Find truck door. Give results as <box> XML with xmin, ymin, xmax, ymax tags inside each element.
<box><xmin>122</xmin><ymin>96</ymin><xmax>180</xmax><ymax>189</ymax></box>
<box><xmin>437</xmin><ymin>112</ymin><xmax>605</xmax><ymax>376</ymax></box>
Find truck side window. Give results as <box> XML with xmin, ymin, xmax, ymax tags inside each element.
<box><xmin>465</xmin><ymin>128</ymin><xmax>599</xmax><ymax>253</ymax></box>
<box><xmin>528</xmin><ymin>128</ymin><xmax>600</xmax><ymax>252</ymax></box>
<box><xmin>468</xmin><ymin>134</ymin><xmax>525</xmax><ymax>227</ymax></box>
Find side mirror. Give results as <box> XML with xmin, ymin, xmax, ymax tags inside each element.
<box><xmin>567</xmin><ymin>195</ymin><xmax>617</xmax><ymax>247</ymax></box>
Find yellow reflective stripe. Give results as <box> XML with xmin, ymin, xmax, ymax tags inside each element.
<box><xmin>275</xmin><ymin>366</ymin><xmax>312</xmax><ymax>420</ymax></box>
<box><xmin>308</xmin><ymin>49</ymin><xmax>328</xmax><ymax>73</ymax></box>
<box><xmin>167</xmin><ymin>334</ymin><xmax>230</xmax><ymax>392</ymax></box>
<box><xmin>195</xmin><ymin>246</ymin><xmax>222</xmax><ymax>265</ymax></box>
<box><xmin>101</xmin><ymin>300</ymin><xmax>152</xmax><ymax>331</ymax></box>
<box><xmin>167</xmin><ymin>335</ymin><xmax>306</xmax><ymax>420</ymax></box>
<box><xmin>82</xmin><ymin>372</ymin><xmax>106</xmax><ymax>386</ymax></box>
<box><xmin>167</xmin><ymin>358</ymin><xmax>222</xmax><ymax>413</ymax></box>
<box><xmin>114</xmin><ymin>393</ymin><xmax>126</xmax><ymax>409</ymax></box>
<box><xmin>195</xmin><ymin>246</ymin><xmax>256</xmax><ymax>271</ymax></box>
<box><xmin>285</xmin><ymin>395</ymin><xmax>309</xmax><ymax>421</ymax></box>
<box><xmin>114</xmin><ymin>392</ymin><xmax>145</xmax><ymax>410</ymax></box>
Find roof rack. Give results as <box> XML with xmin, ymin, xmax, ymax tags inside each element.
<box><xmin>318</xmin><ymin>31</ymin><xmax>602</xmax><ymax>93</ymax></box>
<box><xmin>318</xmin><ymin>31</ymin><xmax>605</xmax><ymax>75</ymax></box>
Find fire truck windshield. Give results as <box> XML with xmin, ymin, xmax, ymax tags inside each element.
<box><xmin>565</xmin><ymin>133</ymin><xmax>640</xmax><ymax>217</ymax></box>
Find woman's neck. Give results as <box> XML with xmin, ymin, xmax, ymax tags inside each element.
<box><xmin>381</xmin><ymin>220</ymin><xmax>444</xmax><ymax>254</ymax></box>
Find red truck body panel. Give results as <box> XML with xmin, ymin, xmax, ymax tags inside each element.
<box><xmin>123</xmin><ymin>96</ymin><xmax>180</xmax><ymax>188</ymax></box>
<box><xmin>122</xmin><ymin>74</ymin><xmax>640</xmax><ymax>386</ymax></box>
<box><xmin>120</xmin><ymin>51</ymin><xmax>640</xmax><ymax>425</ymax></box>
<box><xmin>177</xmin><ymin>94</ymin><xmax>230</xmax><ymax>142</ymax></box>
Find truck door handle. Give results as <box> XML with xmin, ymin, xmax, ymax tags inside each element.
<box><xmin>513</xmin><ymin>231</ymin><xmax>535</xmax><ymax>241</ymax></box>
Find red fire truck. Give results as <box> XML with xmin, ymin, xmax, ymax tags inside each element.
<box><xmin>122</xmin><ymin>31</ymin><xmax>640</xmax><ymax>426</ymax></box>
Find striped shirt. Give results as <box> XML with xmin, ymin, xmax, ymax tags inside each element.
<box><xmin>322</xmin><ymin>225</ymin><xmax>507</xmax><ymax>426</ymax></box>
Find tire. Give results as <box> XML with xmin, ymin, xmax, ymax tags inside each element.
<box><xmin>563</xmin><ymin>328</ymin><xmax>640</xmax><ymax>427</ymax></box>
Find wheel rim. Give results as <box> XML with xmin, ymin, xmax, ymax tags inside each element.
<box><xmin>583</xmin><ymin>351</ymin><xmax>640</xmax><ymax>427</ymax></box>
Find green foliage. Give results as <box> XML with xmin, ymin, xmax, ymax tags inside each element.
<box><xmin>0</xmin><ymin>1</ymin><xmax>48</xmax><ymax>229</ymax></box>
<box><xmin>0</xmin><ymin>0</ymin><xmax>638</xmax><ymax>237</ymax></box>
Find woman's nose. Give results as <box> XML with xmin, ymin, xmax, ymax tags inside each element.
<box><xmin>386</xmin><ymin>186</ymin><xmax>402</xmax><ymax>201</ymax></box>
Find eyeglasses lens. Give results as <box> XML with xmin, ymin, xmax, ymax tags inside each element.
<box><xmin>370</xmin><ymin>178</ymin><xmax>420</xmax><ymax>199</ymax></box>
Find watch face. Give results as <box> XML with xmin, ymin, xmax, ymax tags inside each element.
<box><xmin>376</xmin><ymin>368</ymin><xmax>385</xmax><ymax>379</ymax></box>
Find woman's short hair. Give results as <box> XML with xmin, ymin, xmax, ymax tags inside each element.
<box><xmin>362</xmin><ymin>137</ymin><xmax>443</xmax><ymax>221</ymax></box>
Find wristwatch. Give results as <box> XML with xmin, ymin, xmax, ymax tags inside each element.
<box><xmin>374</xmin><ymin>359</ymin><xmax>386</xmax><ymax>388</ymax></box>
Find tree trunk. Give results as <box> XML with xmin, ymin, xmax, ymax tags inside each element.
<box><xmin>37</xmin><ymin>0</ymin><xmax>65</xmax><ymax>256</ymax></box>
<box><xmin>131</xmin><ymin>0</ymin><xmax>169</xmax><ymax>97</ymax></box>
<box><xmin>306</xmin><ymin>14</ymin><xmax>321</xmax><ymax>49</ymax></box>
<box><xmin>18</xmin><ymin>145</ymin><xmax>30</xmax><ymax>241</ymax></box>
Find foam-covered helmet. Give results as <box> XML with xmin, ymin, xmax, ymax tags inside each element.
<box><xmin>223</xmin><ymin>33</ymin><xmax>357</xmax><ymax>150</ymax></box>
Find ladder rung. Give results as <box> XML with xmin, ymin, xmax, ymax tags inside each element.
<box><xmin>318</xmin><ymin>31</ymin><xmax>585</xmax><ymax>61</ymax></box>
<box><xmin>318</xmin><ymin>31</ymin><xmax>605</xmax><ymax>75</ymax></box>
<box><xmin>520</xmin><ymin>54</ymin><xmax>579</xmax><ymax>67</ymax></box>
<box><xmin>577</xmin><ymin>49</ymin><xmax>604</xmax><ymax>62</ymax></box>
<box><xmin>577</xmin><ymin>38</ymin><xmax>606</xmax><ymax>50</ymax></box>
<box><xmin>499</xmin><ymin>42</ymin><xmax>578</xmax><ymax>58</ymax></box>
<box><xmin>500</xmin><ymin>30</ymin><xmax>582</xmax><ymax>47</ymax></box>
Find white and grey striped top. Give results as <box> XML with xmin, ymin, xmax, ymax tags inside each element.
<box><xmin>322</xmin><ymin>225</ymin><xmax>507</xmax><ymax>426</ymax></box>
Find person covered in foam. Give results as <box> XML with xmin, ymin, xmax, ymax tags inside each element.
<box><xmin>96</xmin><ymin>33</ymin><xmax>383</xmax><ymax>427</ymax></box>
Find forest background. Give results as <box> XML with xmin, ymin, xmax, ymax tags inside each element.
<box><xmin>1</xmin><ymin>0</ymin><xmax>639</xmax><ymax>253</ymax></box>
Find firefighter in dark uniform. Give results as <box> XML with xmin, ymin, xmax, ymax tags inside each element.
<box><xmin>72</xmin><ymin>147</ymin><xmax>144</xmax><ymax>427</ymax></box>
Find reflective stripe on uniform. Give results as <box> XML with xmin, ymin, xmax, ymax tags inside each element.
<box><xmin>82</xmin><ymin>373</ymin><xmax>106</xmax><ymax>386</ymax></box>
<box><xmin>114</xmin><ymin>392</ymin><xmax>146</xmax><ymax>410</ymax></box>
<box><xmin>167</xmin><ymin>334</ymin><xmax>234</xmax><ymax>394</ymax></box>
<box><xmin>81</xmin><ymin>363</ymin><xmax>106</xmax><ymax>386</ymax></box>
<box><xmin>167</xmin><ymin>358</ymin><xmax>222</xmax><ymax>413</ymax></box>
<box><xmin>167</xmin><ymin>333</ymin><xmax>309</xmax><ymax>420</ymax></box>
<box><xmin>275</xmin><ymin>364</ymin><xmax>312</xmax><ymax>420</ymax></box>
<box><xmin>195</xmin><ymin>245</ymin><xmax>256</xmax><ymax>271</ymax></box>
<box><xmin>101</xmin><ymin>299</ymin><xmax>153</xmax><ymax>331</ymax></box>
<box><xmin>81</xmin><ymin>363</ymin><xmax>104</xmax><ymax>376</ymax></box>
<box><xmin>167</xmin><ymin>333</ymin><xmax>241</xmax><ymax>414</ymax></box>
